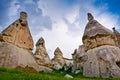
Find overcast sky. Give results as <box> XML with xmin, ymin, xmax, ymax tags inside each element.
<box><xmin>0</xmin><ymin>0</ymin><xmax>120</xmax><ymax>59</ymax></box>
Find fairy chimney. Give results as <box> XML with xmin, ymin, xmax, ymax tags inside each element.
<box><xmin>0</xmin><ymin>11</ymin><xmax>34</xmax><ymax>50</ymax></box>
<box><xmin>82</xmin><ymin>13</ymin><xmax>120</xmax><ymax>78</ymax></box>
<box><xmin>52</xmin><ymin>47</ymin><xmax>65</xmax><ymax>70</ymax></box>
<box><xmin>34</xmin><ymin>37</ymin><xmax>51</xmax><ymax>67</ymax></box>
<box><xmin>82</xmin><ymin>13</ymin><xmax>115</xmax><ymax>51</ymax></box>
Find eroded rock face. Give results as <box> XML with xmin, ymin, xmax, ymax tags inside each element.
<box><xmin>83</xmin><ymin>46</ymin><xmax>120</xmax><ymax>78</ymax></box>
<box><xmin>0</xmin><ymin>12</ymin><xmax>34</xmax><ymax>50</ymax></box>
<box><xmin>72</xmin><ymin>45</ymin><xmax>87</xmax><ymax>72</ymax></box>
<box><xmin>0</xmin><ymin>42</ymin><xmax>39</xmax><ymax>71</ymax></box>
<box><xmin>52</xmin><ymin>47</ymin><xmax>73</xmax><ymax>71</ymax></box>
<box><xmin>34</xmin><ymin>37</ymin><xmax>52</xmax><ymax>67</ymax></box>
<box><xmin>0</xmin><ymin>12</ymin><xmax>52</xmax><ymax>72</ymax></box>
<box><xmin>83</xmin><ymin>13</ymin><xmax>115</xmax><ymax>51</ymax></box>
<box><xmin>0</xmin><ymin>42</ymin><xmax>52</xmax><ymax>72</ymax></box>
<box><xmin>52</xmin><ymin>47</ymin><xmax>65</xmax><ymax>70</ymax></box>
<box><xmin>81</xmin><ymin>13</ymin><xmax>120</xmax><ymax>78</ymax></box>
<box><xmin>113</xmin><ymin>27</ymin><xmax>120</xmax><ymax>47</ymax></box>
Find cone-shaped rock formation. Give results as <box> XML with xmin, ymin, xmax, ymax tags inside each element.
<box><xmin>0</xmin><ymin>12</ymin><xmax>52</xmax><ymax>72</ymax></box>
<box><xmin>80</xmin><ymin>13</ymin><xmax>120</xmax><ymax>78</ymax></box>
<box><xmin>52</xmin><ymin>47</ymin><xmax>65</xmax><ymax>70</ymax></box>
<box><xmin>83</xmin><ymin>13</ymin><xmax>115</xmax><ymax>51</ymax></box>
<box><xmin>34</xmin><ymin>37</ymin><xmax>52</xmax><ymax>67</ymax></box>
<box><xmin>0</xmin><ymin>12</ymin><xmax>34</xmax><ymax>50</ymax></box>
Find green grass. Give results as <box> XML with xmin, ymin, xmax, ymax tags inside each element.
<box><xmin>0</xmin><ymin>67</ymin><xmax>119</xmax><ymax>80</ymax></box>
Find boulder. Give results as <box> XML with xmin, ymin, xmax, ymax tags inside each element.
<box><xmin>0</xmin><ymin>12</ymin><xmax>34</xmax><ymax>50</ymax></box>
<box><xmin>64</xmin><ymin>74</ymin><xmax>73</xmax><ymax>78</ymax></box>
<box><xmin>34</xmin><ymin>37</ymin><xmax>52</xmax><ymax>67</ymax></box>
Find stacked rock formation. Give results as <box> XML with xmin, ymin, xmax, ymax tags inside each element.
<box><xmin>52</xmin><ymin>47</ymin><xmax>65</xmax><ymax>70</ymax></box>
<box><xmin>83</xmin><ymin>13</ymin><xmax>115</xmax><ymax>52</ymax></box>
<box><xmin>34</xmin><ymin>37</ymin><xmax>52</xmax><ymax>67</ymax></box>
<box><xmin>0</xmin><ymin>12</ymin><xmax>52</xmax><ymax>72</ymax></box>
<box><xmin>80</xmin><ymin>13</ymin><xmax>120</xmax><ymax>78</ymax></box>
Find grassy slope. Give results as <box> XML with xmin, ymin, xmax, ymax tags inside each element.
<box><xmin>0</xmin><ymin>67</ymin><xmax>119</xmax><ymax>80</ymax></box>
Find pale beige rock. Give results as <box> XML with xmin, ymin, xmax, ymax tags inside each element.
<box><xmin>112</xmin><ymin>27</ymin><xmax>120</xmax><ymax>47</ymax></box>
<box><xmin>83</xmin><ymin>45</ymin><xmax>120</xmax><ymax>78</ymax></box>
<box><xmin>72</xmin><ymin>45</ymin><xmax>87</xmax><ymax>72</ymax></box>
<box><xmin>34</xmin><ymin>37</ymin><xmax>52</xmax><ymax>67</ymax></box>
<box><xmin>0</xmin><ymin>12</ymin><xmax>34</xmax><ymax>50</ymax></box>
<box><xmin>0</xmin><ymin>42</ymin><xmax>39</xmax><ymax>71</ymax></box>
<box><xmin>52</xmin><ymin>47</ymin><xmax>65</xmax><ymax>70</ymax></box>
<box><xmin>82</xmin><ymin>13</ymin><xmax>115</xmax><ymax>51</ymax></box>
<box><xmin>64</xmin><ymin>58</ymin><xmax>73</xmax><ymax>71</ymax></box>
<box><xmin>79</xmin><ymin>13</ymin><xmax>120</xmax><ymax>78</ymax></box>
<box><xmin>52</xmin><ymin>47</ymin><xmax>73</xmax><ymax>71</ymax></box>
<box><xmin>0</xmin><ymin>42</ymin><xmax>52</xmax><ymax>72</ymax></box>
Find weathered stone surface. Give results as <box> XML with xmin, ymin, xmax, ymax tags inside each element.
<box><xmin>34</xmin><ymin>37</ymin><xmax>52</xmax><ymax>67</ymax></box>
<box><xmin>113</xmin><ymin>27</ymin><xmax>120</xmax><ymax>47</ymax></box>
<box><xmin>0</xmin><ymin>42</ymin><xmax>52</xmax><ymax>72</ymax></box>
<box><xmin>52</xmin><ymin>47</ymin><xmax>73</xmax><ymax>71</ymax></box>
<box><xmin>83</xmin><ymin>45</ymin><xmax>120</xmax><ymax>78</ymax></box>
<box><xmin>72</xmin><ymin>45</ymin><xmax>87</xmax><ymax>72</ymax></box>
<box><xmin>0</xmin><ymin>12</ymin><xmax>34</xmax><ymax>50</ymax></box>
<box><xmin>0</xmin><ymin>42</ymin><xmax>39</xmax><ymax>71</ymax></box>
<box><xmin>52</xmin><ymin>47</ymin><xmax>65</xmax><ymax>70</ymax></box>
<box><xmin>75</xmin><ymin>13</ymin><xmax>120</xmax><ymax>78</ymax></box>
<box><xmin>82</xmin><ymin>13</ymin><xmax>115</xmax><ymax>51</ymax></box>
<box><xmin>64</xmin><ymin>58</ymin><xmax>73</xmax><ymax>72</ymax></box>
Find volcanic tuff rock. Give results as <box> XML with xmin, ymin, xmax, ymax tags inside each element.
<box><xmin>80</xmin><ymin>13</ymin><xmax>120</xmax><ymax>78</ymax></box>
<box><xmin>52</xmin><ymin>47</ymin><xmax>65</xmax><ymax>70</ymax></box>
<box><xmin>72</xmin><ymin>45</ymin><xmax>87</xmax><ymax>72</ymax></box>
<box><xmin>34</xmin><ymin>37</ymin><xmax>52</xmax><ymax>67</ymax></box>
<box><xmin>0</xmin><ymin>42</ymin><xmax>39</xmax><ymax>71</ymax></box>
<box><xmin>113</xmin><ymin>27</ymin><xmax>120</xmax><ymax>47</ymax></box>
<box><xmin>83</xmin><ymin>13</ymin><xmax>115</xmax><ymax>51</ymax></box>
<box><xmin>52</xmin><ymin>47</ymin><xmax>73</xmax><ymax>71</ymax></box>
<box><xmin>0</xmin><ymin>12</ymin><xmax>34</xmax><ymax>50</ymax></box>
<box><xmin>0</xmin><ymin>12</ymin><xmax>52</xmax><ymax>72</ymax></box>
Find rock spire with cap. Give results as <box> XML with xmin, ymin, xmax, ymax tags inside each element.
<box><xmin>0</xmin><ymin>11</ymin><xmax>34</xmax><ymax>50</ymax></box>
<box><xmin>54</xmin><ymin>47</ymin><xmax>63</xmax><ymax>57</ymax></box>
<box><xmin>82</xmin><ymin>13</ymin><xmax>115</xmax><ymax>51</ymax></box>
